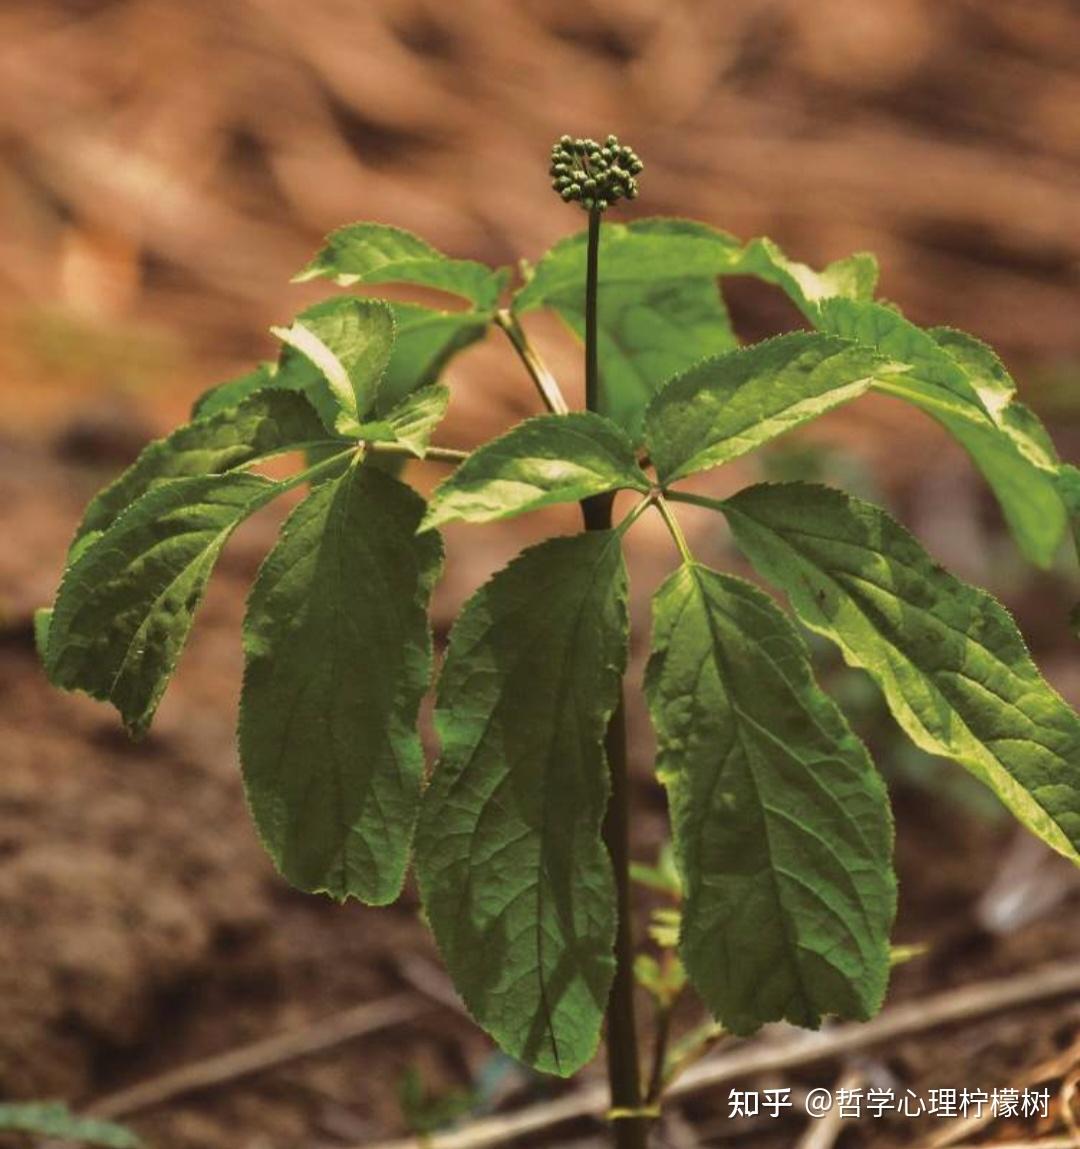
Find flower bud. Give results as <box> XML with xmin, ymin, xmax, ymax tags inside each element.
<box><xmin>549</xmin><ymin>133</ymin><xmax>643</xmax><ymax>211</ymax></box>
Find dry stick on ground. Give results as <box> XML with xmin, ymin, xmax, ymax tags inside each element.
<box><xmin>396</xmin><ymin>956</ymin><xmax>470</xmax><ymax>1014</ymax></box>
<box><xmin>1062</xmin><ymin>1071</ymin><xmax>1080</xmax><ymax>1145</ymax></box>
<box><xmin>794</xmin><ymin>1067</ymin><xmax>865</xmax><ymax>1149</ymax></box>
<box><xmin>947</xmin><ymin>1141</ymin><xmax>1079</xmax><ymax>1149</ymax></box>
<box><xmin>83</xmin><ymin>994</ymin><xmax>432</xmax><ymax>1121</ymax></box>
<box><xmin>362</xmin><ymin>962</ymin><xmax>1080</xmax><ymax>1149</ymax></box>
<box><xmin>923</xmin><ymin>1028</ymin><xmax>1080</xmax><ymax>1148</ymax></box>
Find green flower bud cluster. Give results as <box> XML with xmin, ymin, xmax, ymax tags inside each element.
<box><xmin>549</xmin><ymin>134</ymin><xmax>643</xmax><ymax>212</ymax></box>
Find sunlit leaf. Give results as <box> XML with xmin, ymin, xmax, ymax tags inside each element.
<box><xmin>424</xmin><ymin>412</ymin><xmax>648</xmax><ymax>529</ymax></box>
<box><xmin>647</xmin><ymin>332</ymin><xmax>900</xmax><ymax>482</ymax></box>
<box><xmin>271</xmin><ymin>297</ymin><xmax>395</xmax><ymax>433</ymax></box>
<box><xmin>725</xmin><ymin>482</ymin><xmax>1080</xmax><ymax>863</ymax></box>
<box><xmin>817</xmin><ymin>299</ymin><xmax>1069</xmax><ymax>566</ymax></box>
<box><xmin>296</xmin><ymin>222</ymin><xmax>507</xmax><ymax>310</ymax></box>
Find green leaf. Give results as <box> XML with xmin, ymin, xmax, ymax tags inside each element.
<box><xmin>380</xmin><ymin>302</ymin><xmax>490</xmax><ymax>412</ymax></box>
<box><xmin>645</xmin><ymin>564</ymin><xmax>895</xmax><ymax>1034</ymax></box>
<box><xmin>542</xmin><ymin>278</ymin><xmax>738</xmax><ymax>441</ymax></box>
<box><xmin>648</xmin><ymin>907</ymin><xmax>683</xmax><ymax>950</ymax></box>
<box><xmin>513</xmin><ymin>224</ymin><xmax>879</xmax><ymax>439</ymax></box>
<box><xmin>629</xmin><ymin>843</ymin><xmax>682</xmax><ymax>897</ymax></box>
<box><xmin>415</xmin><ymin>531</ymin><xmax>629</xmax><ymax>1075</ymax></box>
<box><xmin>514</xmin><ymin>219</ymin><xmax>743</xmax><ymax>310</ymax></box>
<box><xmin>241</xmin><ymin>462</ymin><xmax>441</xmax><ymax>903</ymax></box>
<box><xmin>513</xmin><ymin>219</ymin><xmax>741</xmax><ymax>438</ymax></box>
<box><xmin>355</xmin><ymin>384</ymin><xmax>449</xmax><ymax>458</ymax></box>
<box><xmin>0</xmin><ymin>1102</ymin><xmax>140</xmax><ymax>1148</ymax></box>
<box><xmin>818</xmin><ymin>299</ymin><xmax>1069</xmax><ymax>566</ymax></box>
<box><xmin>295</xmin><ymin>222</ymin><xmax>507</xmax><ymax>310</ymax></box>
<box><xmin>75</xmin><ymin>391</ymin><xmax>333</xmax><ymax>543</ymax></box>
<box><xmin>646</xmin><ymin>332</ymin><xmax>900</xmax><ymax>483</ymax></box>
<box><xmin>45</xmin><ymin>472</ymin><xmax>283</xmax><ymax>736</ymax></box>
<box><xmin>724</xmin><ymin>482</ymin><xmax>1080</xmax><ymax>864</ymax></box>
<box><xmin>272</xmin><ymin>297</ymin><xmax>395</xmax><ymax>433</ymax></box>
<box><xmin>33</xmin><ymin>606</ymin><xmax>52</xmax><ymax>660</ymax></box>
<box><xmin>191</xmin><ymin>355</ymin><xmax>336</xmax><ymax>429</ymax></box>
<box><xmin>727</xmin><ymin>237</ymin><xmax>879</xmax><ymax>320</ymax></box>
<box><xmin>423</xmin><ymin>412</ymin><xmax>649</xmax><ymax>530</ymax></box>
<box><xmin>192</xmin><ymin>353</ymin><xmax>357</xmax><ymax>439</ymax></box>
<box><xmin>192</xmin><ymin>362</ymin><xmax>276</xmax><ymax>419</ymax></box>
<box><xmin>1058</xmin><ymin>464</ymin><xmax>1080</xmax><ymax>563</ymax></box>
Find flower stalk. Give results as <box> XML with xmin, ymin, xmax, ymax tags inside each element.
<box><xmin>563</xmin><ymin>134</ymin><xmax>651</xmax><ymax>1149</ymax></box>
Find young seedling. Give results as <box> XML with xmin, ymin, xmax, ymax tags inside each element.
<box><xmin>39</xmin><ymin>135</ymin><xmax>1080</xmax><ymax>1148</ymax></box>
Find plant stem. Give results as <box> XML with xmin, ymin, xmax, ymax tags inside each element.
<box><xmin>665</xmin><ymin>489</ymin><xmax>726</xmax><ymax>514</ymax></box>
<box><xmin>282</xmin><ymin>447</ymin><xmax>358</xmax><ymax>491</ymax></box>
<box><xmin>495</xmin><ymin>309</ymin><xmax>570</xmax><ymax>415</ymax></box>
<box><xmin>654</xmin><ymin>495</ymin><xmax>693</xmax><ymax>564</ymax></box>
<box><xmin>580</xmin><ymin>205</ymin><xmax>649</xmax><ymax>1149</ymax></box>
<box><xmin>616</xmin><ymin>494</ymin><xmax>655</xmax><ymax>537</ymax></box>
<box><xmin>585</xmin><ymin>209</ymin><xmax>602</xmax><ymax>413</ymax></box>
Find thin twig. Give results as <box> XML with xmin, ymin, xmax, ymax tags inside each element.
<box><xmin>369</xmin><ymin>442</ymin><xmax>469</xmax><ymax>464</ymax></box>
<box><xmin>359</xmin><ymin>961</ymin><xmax>1080</xmax><ymax>1149</ymax></box>
<box><xmin>84</xmin><ymin>995</ymin><xmax>431</xmax><ymax>1120</ymax></box>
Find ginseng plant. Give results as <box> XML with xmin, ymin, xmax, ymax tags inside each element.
<box><xmin>39</xmin><ymin>136</ymin><xmax>1080</xmax><ymax>1148</ymax></box>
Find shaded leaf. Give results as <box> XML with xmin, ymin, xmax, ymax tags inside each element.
<box><xmin>241</xmin><ymin>463</ymin><xmax>441</xmax><ymax>903</ymax></box>
<box><xmin>423</xmin><ymin>412</ymin><xmax>648</xmax><ymax>529</ymax></box>
<box><xmin>724</xmin><ymin>482</ymin><xmax>1080</xmax><ymax>863</ymax></box>
<box><xmin>543</xmin><ymin>278</ymin><xmax>737</xmax><ymax>441</ymax></box>
<box><xmin>415</xmin><ymin>532</ymin><xmax>629</xmax><ymax>1075</ymax></box>
<box><xmin>513</xmin><ymin>220</ymin><xmax>741</xmax><ymax>437</ymax></box>
<box><xmin>647</xmin><ymin>332</ymin><xmax>899</xmax><ymax>483</ymax></box>
<box><xmin>192</xmin><ymin>362</ymin><xmax>276</xmax><ymax>419</ymax></box>
<box><xmin>380</xmin><ymin>302</ymin><xmax>490</xmax><ymax>412</ymax></box>
<box><xmin>45</xmin><ymin>472</ymin><xmax>283</xmax><ymax>735</ymax></box>
<box><xmin>191</xmin><ymin>354</ymin><xmax>349</xmax><ymax>434</ymax></box>
<box><xmin>645</xmin><ymin>564</ymin><xmax>895</xmax><ymax>1033</ymax></box>
<box><xmin>76</xmin><ymin>391</ymin><xmax>332</xmax><ymax>542</ymax></box>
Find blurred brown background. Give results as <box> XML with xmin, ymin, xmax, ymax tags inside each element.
<box><xmin>1</xmin><ymin>2</ymin><xmax>1079</xmax><ymax>1147</ymax></box>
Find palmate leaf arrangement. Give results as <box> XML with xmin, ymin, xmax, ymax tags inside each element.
<box><xmin>39</xmin><ymin>135</ymin><xmax>1080</xmax><ymax>1145</ymax></box>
